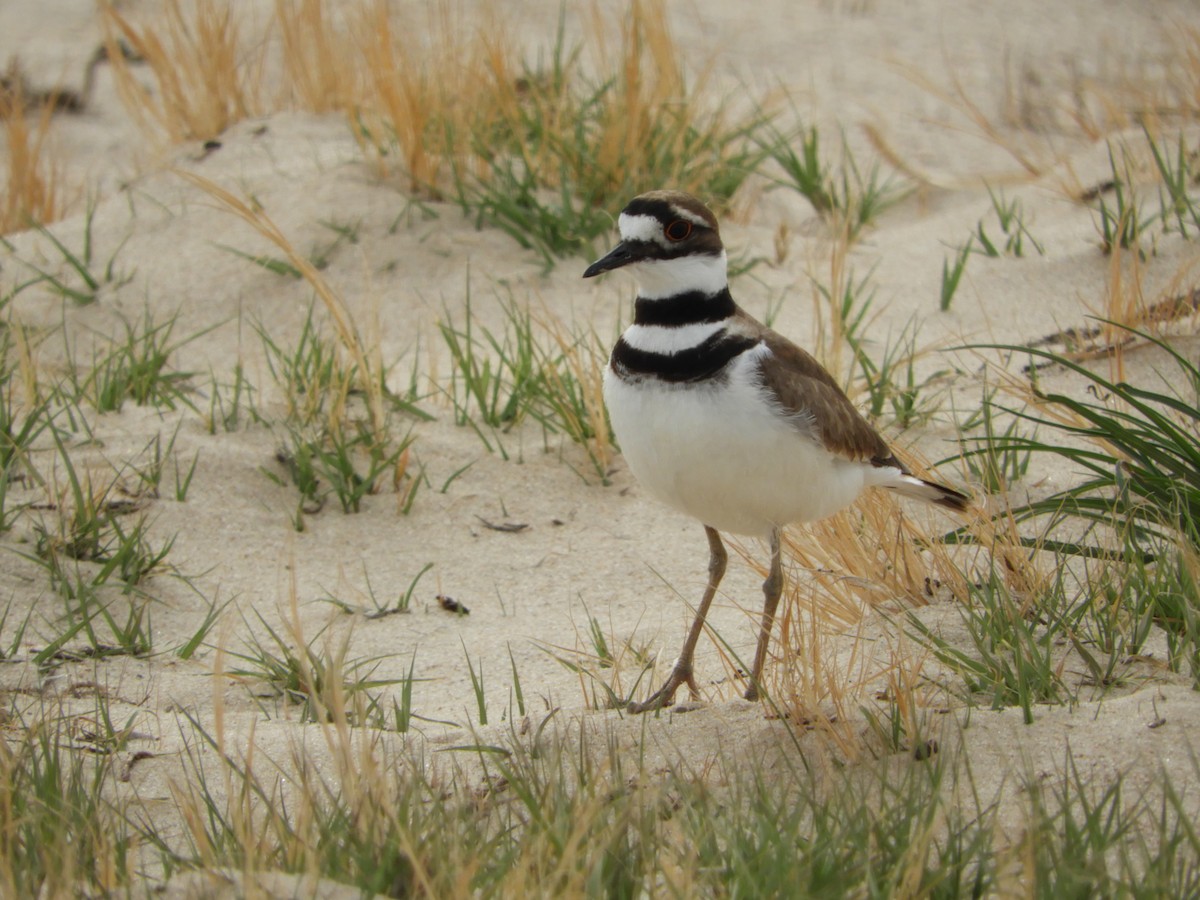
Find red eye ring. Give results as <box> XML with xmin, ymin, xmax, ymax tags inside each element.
<box><xmin>664</xmin><ymin>219</ymin><xmax>692</xmax><ymax>242</ymax></box>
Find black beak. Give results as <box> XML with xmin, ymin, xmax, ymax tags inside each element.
<box><xmin>582</xmin><ymin>241</ymin><xmax>643</xmax><ymax>278</ymax></box>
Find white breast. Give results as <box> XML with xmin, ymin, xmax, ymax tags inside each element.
<box><xmin>603</xmin><ymin>350</ymin><xmax>872</xmax><ymax>537</ymax></box>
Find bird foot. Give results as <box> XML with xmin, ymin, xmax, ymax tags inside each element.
<box><xmin>627</xmin><ymin>666</ymin><xmax>697</xmax><ymax>714</ymax></box>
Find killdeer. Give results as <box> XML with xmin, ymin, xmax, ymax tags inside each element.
<box><xmin>584</xmin><ymin>190</ymin><xmax>969</xmax><ymax>713</ymax></box>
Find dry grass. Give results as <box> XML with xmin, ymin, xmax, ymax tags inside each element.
<box><xmin>93</xmin><ymin>0</ymin><xmax>762</xmax><ymax>218</ymax></box>
<box><xmin>177</xmin><ymin>171</ymin><xmax>387</xmax><ymax>439</ymax></box>
<box><xmin>530</xmin><ymin>307</ymin><xmax>615</xmax><ymax>476</ymax></box>
<box><xmin>897</xmin><ymin>59</ymin><xmax>1052</xmax><ymax>181</ymax></box>
<box><xmin>1060</xmin><ymin>24</ymin><xmax>1200</xmax><ymax>139</ymax></box>
<box><xmin>350</xmin><ymin>1</ymin><xmax>517</xmax><ymax>195</ymax></box>
<box><xmin>350</xmin><ymin>0</ymin><xmax>753</xmax><ymax>206</ymax></box>
<box><xmin>101</xmin><ymin>0</ymin><xmax>264</xmax><ymax>144</ymax></box>
<box><xmin>898</xmin><ymin>26</ymin><xmax>1200</xmax><ymax>194</ymax></box>
<box><xmin>751</xmin><ymin>448</ymin><xmax>1057</xmax><ymax>754</ymax></box>
<box><xmin>803</xmin><ymin>229</ymin><xmax>878</xmax><ymax>384</ymax></box>
<box><xmin>790</xmin><ymin>501</ymin><xmax>966</xmax><ymax>615</ymax></box>
<box><xmin>274</xmin><ymin>0</ymin><xmax>362</xmax><ymax>113</ymax></box>
<box><xmin>567</xmin><ymin>0</ymin><xmax>725</xmax><ymax>204</ymax></box>
<box><xmin>0</xmin><ymin>90</ymin><xmax>64</xmax><ymax>233</ymax></box>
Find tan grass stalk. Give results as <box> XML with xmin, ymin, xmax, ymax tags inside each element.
<box><xmin>863</xmin><ymin>122</ymin><xmax>987</xmax><ymax>194</ymax></box>
<box><xmin>1099</xmin><ymin>247</ymin><xmax>1147</xmax><ymax>382</ymax></box>
<box><xmin>582</xmin><ymin>0</ymin><xmax>688</xmax><ymax>194</ymax></box>
<box><xmin>575</xmin><ymin>0</ymin><xmax>735</xmax><ymax>206</ymax></box>
<box><xmin>14</xmin><ymin>321</ymin><xmax>41</xmax><ymax>412</ymax></box>
<box><xmin>352</xmin><ymin>0</ymin><xmax>516</xmax><ymax>195</ymax></box>
<box><xmin>897</xmin><ymin>59</ymin><xmax>1053</xmax><ymax>180</ymax></box>
<box><xmin>1070</xmin><ymin>25</ymin><xmax>1200</xmax><ymax>138</ymax></box>
<box><xmin>101</xmin><ymin>0</ymin><xmax>264</xmax><ymax>143</ymax></box>
<box><xmin>0</xmin><ymin>89</ymin><xmax>64</xmax><ymax>233</ymax></box>
<box><xmin>274</xmin><ymin>0</ymin><xmax>362</xmax><ymax>113</ymax></box>
<box><xmin>959</xmin><ymin>497</ymin><xmax>1051</xmax><ymax>604</ymax></box>
<box><xmin>736</xmin><ymin>468</ymin><xmax>1048</xmax><ymax>744</ymax></box>
<box><xmin>1172</xmin><ymin>24</ymin><xmax>1200</xmax><ymax>116</ymax></box>
<box><xmin>771</xmin><ymin>600</ymin><xmax>874</xmax><ymax>756</ymax></box>
<box><xmin>804</xmin><ymin>232</ymin><xmax>884</xmax><ymax>391</ymax></box>
<box><xmin>768</xmin><ymin>488</ymin><xmax>971</xmax><ymax>630</ymax></box>
<box><xmin>175</xmin><ymin>170</ymin><xmax>387</xmax><ymax>441</ymax></box>
<box><xmin>531</xmin><ymin>307</ymin><xmax>614</xmax><ymax>475</ymax></box>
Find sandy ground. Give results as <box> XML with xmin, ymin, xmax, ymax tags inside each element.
<box><xmin>3</xmin><ymin>0</ymin><xmax>1200</xmax><ymax>887</ymax></box>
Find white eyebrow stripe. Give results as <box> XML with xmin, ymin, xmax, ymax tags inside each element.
<box><xmin>672</xmin><ymin>206</ymin><xmax>709</xmax><ymax>226</ymax></box>
<box><xmin>617</xmin><ymin>213</ymin><xmax>666</xmax><ymax>245</ymax></box>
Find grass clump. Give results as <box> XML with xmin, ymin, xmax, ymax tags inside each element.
<box><xmin>60</xmin><ymin>310</ymin><xmax>197</xmax><ymax>413</ymax></box>
<box><xmin>7</xmin><ymin>198</ymin><xmax>134</xmax><ymax>306</ymax></box>
<box><xmin>953</xmin><ymin>384</ymin><xmax>1035</xmax><ymax>495</ymax></box>
<box><xmin>181</xmin><ymin>173</ymin><xmax>421</xmax><ymax>520</ymax></box>
<box><xmin>972</xmin><ymin>186</ymin><xmax>1045</xmax><ymax>258</ymax></box>
<box><xmin>27</xmin><ymin>430</ymin><xmax>173</xmax><ymax>596</ymax></box>
<box><xmin>809</xmin><ymin>264</ymin><xmax>945</xmax><ymax>429</ymax></box>
<box><xmin>256</xmin><ymin>304</ymin><xmax>416</xmax><ymax>521</ymax></box>
<box><xmin>228</xmin><ymin>611</ymin><xmax>402</xmax><ymax>725</ymax></box>
<box><xmin>908</xmin><ymin>569</ymin><xmax>1066</xmax><ymax>724</ymax></box>
<box><xmin>1093</xmin><ymin>142</ymin><xmax>1159</xmax><ymax>256</ymax></box>
<box><xmin>425</xmin><ymin>2</ymin><xmax>773</xmax><ymax>265</ymax></box>
<box><xmin>760</xmin><ymin>121</ymin><xmax>911</xmax><ymax>243</ymax></box>
<box><xmin>940</xmin><ymin>238</ymin><xmax>973</xmax><ymax>311</ymax></box>
<box><xmin>972</xmin><ymin>328</ymin><xmax>1200</xmax><ymax>556</ymax></box>
<box><xmin>438</xmin><ymin>291</ymin><xmax>613</xmax><ymax>480</ymax></box>
<box><xmin>0</xmin><ymin>705</ymin><xmax>134</xmax><ymax>896</ymax></box>
<box><xmin>273</xmin><ymin>418</ymin><xmax>413</xmax><ymax>517</ymax></box>
<box><xmin>102</xmin><ymin>0</ymin><xmax>263</xmax><ymax>143</ymax></box>
<box><xmin>131</xmin><ymin>710</ymin><xmax>1200</xmax><ymax>898</ymax></box>
<box><xmin>1089</xmin><ymin>128</ymin><xmax>1200</xmax><ymax>255</ymax></box>
<box><xmin>933</xmin><ymin>326</ymin><xmax>1200</xmax><ymax>705</ymax></box>
<box><xmin>103</xmin><ymin>0</ymin><xmax>776</xmax><ymax>266</ymax></box>
<box><xmin>0</xmin><ymin>88</ymin><xmax>64</xmax><ymax>234</ymax></box>
<box><xmin>260</xmin><ymin>309</ymin><xmax>415</xmax><ymax>519</ymax></box>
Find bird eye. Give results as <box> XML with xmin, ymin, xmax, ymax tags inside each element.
<box><xmin>664</xmin><ymin>219</ymin><xmax>692</xmax><ymax>242</ymax></box>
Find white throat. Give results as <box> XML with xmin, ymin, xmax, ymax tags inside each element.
<box><xmin>630</xmin><ymin>251</ymin><xmax>729</xmax><ymax>300</ymax></box>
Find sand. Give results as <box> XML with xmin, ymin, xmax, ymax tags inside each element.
<box><xmin>3</xmin><ymin>0</ymin><xmax>1200</xmax><ymax>889</ymax></box>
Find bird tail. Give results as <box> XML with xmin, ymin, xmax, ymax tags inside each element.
<box><xmin>886</xmin><ymin>473</ymin><xmax>971</xmax><ymax>512</ymax></box>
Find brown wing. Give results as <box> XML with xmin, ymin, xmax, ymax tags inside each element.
<box><xmin>732</xmin><ymin>311</ymin><xmax>900</xmax><ymax>468</ymax></box>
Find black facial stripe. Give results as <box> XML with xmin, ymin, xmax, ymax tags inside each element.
<box><xmin>621</xmin><ymin>234</ymin><xmax>723</xmax><ymax>262</ymax></box>
<box><xmin>610</xmin><ymin>331</ymin><xmax>759</xmax><ymax>383</ymax></box>
<box><xmin>622</xmin><ymin>197</ymin><xmax>687</xmax><ymax>223</ymax></box>
<box><xmin>634</xmin><ymin>288</ymin><xmax>736</xmax><ymax>327</ymax></box>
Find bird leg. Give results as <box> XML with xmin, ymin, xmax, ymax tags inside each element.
<box><xmin>744</xmin><ymin>526</ymin><xmax>783</xmax><ymax>702</ymax></box>
<box><xmin>628</xmin><ymin>525</ymin><xmax>727</xmax><ymax>713</ymax></box>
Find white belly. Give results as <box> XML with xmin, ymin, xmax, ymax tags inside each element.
<box><xmin>603</xmin><ymin>356</ymin><xmax>870</xmax><ymax>537</ymax></box>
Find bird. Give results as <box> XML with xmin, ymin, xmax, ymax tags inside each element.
<box><xmin>583</xmin><ymin>189</ymin><xmax>969</xmax><ymax>714</ymax></box>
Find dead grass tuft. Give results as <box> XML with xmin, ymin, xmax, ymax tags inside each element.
<box><xmin>101</xmin><ymin>0</ymin><xmax>264</xmax><ymax>143</ymax></box>
<box><xmin>571</xmin><ymin>0</ymin><xmax>719</xmax><ymax>204</ymax></box>
<box><xmin>530</xmin><ymin>306</ymin><xmax>615</xmax><ymax>476</ymax></box>
<box><xmin>94</xmin><ymin>0</ymin><xmax>762</xmax><ymax>218</ymax></box>
<box><xmin>1063</xmin><ymin>24</ymin><xmax>1200</xmax><ymax>139</ymax></box>
<box><xmin>274</xmin><ymin>0</ymin><xmax>362</xmax><ymax>113</ymax></box>
<box><xmin>0</xmin><ymin>89</ymin><xmax>64</xmax><ymax>233</ymax></box>
<box><xmin>748</xmin><ymin>463</ymin><xmax>1053</xmax><ymax>750</ymax></box>
<box><xmin>350</xmin><ymin>0</ymin><xmax>516</xmax><ymax>196</ymax></box>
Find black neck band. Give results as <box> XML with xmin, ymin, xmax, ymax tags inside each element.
<box><xmin>610</xmin><ymin>331</ymin><xmax>758</xmax><ymax>383</ymax></box>
<box><xmin>634</xmin><ymin>288</ymin><xmax>735</xmax><ymax>327</ymax></box>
